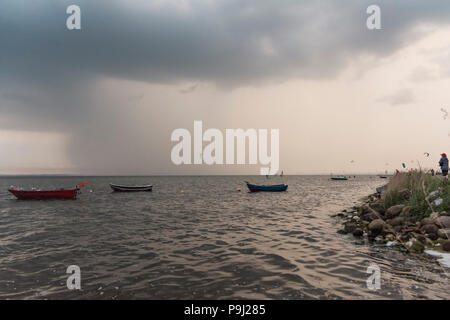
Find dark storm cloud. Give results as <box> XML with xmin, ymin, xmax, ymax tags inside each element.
<box><xmin>2</xmin><ymin>0</ymin><xmax>450</xmax><ymax>92</ymax></box>
<box><xmin>1</xmin><ymin>0</ymin><xmax>450</xmax><ymax>173</ymax></box>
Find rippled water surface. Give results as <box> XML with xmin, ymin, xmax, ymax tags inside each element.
<box><xmin>0</xmin><ymin>176</ymin><xmax>449</xmax><ymax>299</ymax></box>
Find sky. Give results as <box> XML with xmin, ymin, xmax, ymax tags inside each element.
<box><xmin>1</xmin><ymin>0</ymin><xmax>450</xmax><ymax>175</ymax></box>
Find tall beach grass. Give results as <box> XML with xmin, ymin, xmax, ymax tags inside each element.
<box><xmin>383</xmin><ymin>171</ymin><xmax>447</xmax><ymax>221</ymax></box>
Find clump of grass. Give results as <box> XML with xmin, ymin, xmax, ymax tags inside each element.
<box><xmin>382</xmin><ymin>171</ymin><xmax>444</xmax><ymax>221</ymax></box>
<box><xmin>384</xmin><ymin>190</ymin><xmax>403</xmax><ymax>209</ymax></box>
<box><xmin>407</xmin><ymin>191</ymin><xmax>432</xmax><ymax>221</ymax></box>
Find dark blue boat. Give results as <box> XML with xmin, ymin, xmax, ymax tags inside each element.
<box><xmin>110</xmin><ymin>183</ymin><xmax>152</xmax><ymax>192</ymax></box>
<box><xmin>245</xmin><ymin>182</ymin><xmax>288</xmax><ymax>192</ymax></box>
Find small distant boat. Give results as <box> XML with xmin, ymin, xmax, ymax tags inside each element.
<box><xmin>245</xmin><ymin>182</ymin><xmax>288</xmax><ymax>192</ymax></box>
<box><xmin>379</xmin><ymin>175</ymin><xmax>388</xmax><ymax>179</ymax></box>
<box><xmin>331</xmin><ymin>177</ymin><xmax>348</xmax><ymax>181</ymax></box>
<box><xmin>8</xmin><ymin>181</ymin><xmax>88</xmax><ymax>200</ymax></box>
<box><xmin>110</xmin><ymin>183</ymin><xmax>152</xmax><ymax>192</ymax></box>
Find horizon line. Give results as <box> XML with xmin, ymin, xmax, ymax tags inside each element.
<box><xmin>0</xmin><ymin>173</ymin><xmax>392</xmax><ymax>177</ymax></box>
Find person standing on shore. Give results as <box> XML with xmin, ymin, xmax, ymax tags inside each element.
<box><xmin>439</xmin><ymin>153</ymin><xmax>449</xmax><ymax>177</ymax></box>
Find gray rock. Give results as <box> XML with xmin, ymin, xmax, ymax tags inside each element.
<box><xmin>435</xmin><ymin>216</ymin><xmax>450</xmax><ymax>228</ymax></box>
<box><xmin>353</xmin><ymin>228</ymin><xmax>364</xmax><ymax>237</ymax></box>
<box><xmin>385</xmin><ymin>205</ymin><xmax>405</xmax><ymax>219</ymax></box>
<box><xmin>421</xmin><ymin>223</ymin><xmax>438</xmax><ymax>235</ymax></box>
<box><xmin>433</xmin><ymin>198</ymin><xmax>443</xmax><ymax>207</ymax></box>
<box><xmin>361</xmin><ymin>211</ymin><xmax>379</xmax><ymax>222</ymax></box>
<box><xmin>421</xmin><ymin>218</ymin><xmax>434</xmax><ymax>226</ymax></box>
<box><xmin>424</xmin><ymin>237</ymin><xmax>435</xmax><ymax>247</ymax></box>
<box><xmin>416</xmin><ymin>235</ymin><xmax>427</xmax><ymax>244</ymax></box>
<box><xmin>360</xmin><ymin>205</ymin><xmax>371</xmax><ymax>214</ymax></box>
<box><xmin>437</xmin><ymin>229</ymin><xmax>450</xmax><ymax>239</ymax></box>
<box><xmin>344</xmin><ymin>222</ymin><xmax>357</xmax><ymax>234</ymax></box>
<box><xmin>382</xmin><ymin>223</ymin><xmax>395</xmax><ymax>236</ymax></box>
<box><xmin>443</xmin><ymin>241</ymin><xmax>450</xmax><ymax>252</ymax></box>
<box><xmin>368</xmin><ymin>219</ymin><xmax>386</xmax><ymax>236</ymax></box>
<box><xmin>388</xmin><ymin>217</ymin><xmax>403</xmax><ymax>227</ymax></box>
<box><xmin>400</xmin><ymin>206</ymin><xmax>412</xmax><ymax>217</ymax></box>
<box><xmin>428</xmin><ymin>190</ymin><xmax>439</xmax><ymax>199</ymax></box>
<box><xmin>428</xmin><ymin>232</ymin><xmax>438</xmax><ymax>240</ymax></box>
<box><xmin>386</xmin><ymin>241</ymin><xmax>398</xmax><ymax>247</ymax></box>
<box><xmin>361</xmin><ymin>221</ymin><xmax>370</xmax><ymax>227</ymax></box>
<box><xmin>369</xmin><ymin>203</ymin><xmax>385</xmax><ymax>215</ymax></box>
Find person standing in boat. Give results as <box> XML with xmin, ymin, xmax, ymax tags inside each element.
<box><xmin>439</xmin><ymin>153</ymin><xmax>449</xmax><ymax>177</ymax></box>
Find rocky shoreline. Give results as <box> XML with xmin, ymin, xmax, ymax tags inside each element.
<box><xmin>334</xmin><ymin>184</ymin><xmax>450</xmax><ymax>254</ymax></box>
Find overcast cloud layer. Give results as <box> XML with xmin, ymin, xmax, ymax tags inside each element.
<box><xmin>2</xmin><ymin>0</ymin><xmax>450</xmax><ymax>174</ymax></box>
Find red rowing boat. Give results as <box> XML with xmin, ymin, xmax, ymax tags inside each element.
<box><xmin>8</xmin><ymin>181</ymin><xmax>88</xmax><ymax>200</ymax></box>
<box><xmin>8</xmin><ymin>188</ymin><xmax>78</xmax><ymax>200</ymax></box>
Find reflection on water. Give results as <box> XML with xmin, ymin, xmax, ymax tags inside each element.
<box><xmin>0</xmin><ymin>176</ymin><xmax>448</xmax><ymax>299</ymax></box>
